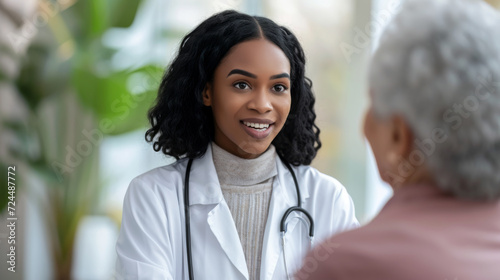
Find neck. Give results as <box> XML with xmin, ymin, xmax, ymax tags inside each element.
<box><xmin>211</xmin><ymin>142</ymin><xmax>278</xmax><ymax>186</ymax></box>
<box><xmin>392</xmin><ymin>166</ymin><xmax>435</xmax><ymax>191</ymax></box>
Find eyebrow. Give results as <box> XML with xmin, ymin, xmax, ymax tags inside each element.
<box><xmin>227</xmin><ymin>69</ymin><xmax>257</xmax><ymax>78</ymax></box>
<box><xmin>270</xmin><ymin>73</ymin><xmax>290</xmax><ymax>80</ymax></box>
<box><xmin>227</xmin><ymin>69</ymin><xmax>290</xmax><ymax>80</ymax></box>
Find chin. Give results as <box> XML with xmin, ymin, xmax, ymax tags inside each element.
<box><xmin>380</xmin><ymin>172</ymin><xmax>404</xmax><ymax>190</ymax></box>
<box><xmin>236</xmin><ymin>141</ymin><xmax>271</xmax><ymax>158</ymax></box>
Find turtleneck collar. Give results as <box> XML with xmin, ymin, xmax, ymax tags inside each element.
<box><xmin>211</xmin><ymin>142</ymin><xmax>278</xmax><ymax>186</ymax></box>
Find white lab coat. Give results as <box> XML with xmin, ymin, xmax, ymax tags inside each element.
<box><xmin>116</xmin><ymin>144</ymin><xmax>358</xmax><ymax>280</ymax></box>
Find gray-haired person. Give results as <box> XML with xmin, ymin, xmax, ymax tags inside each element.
<box><xmin>297</xmin><ymin>0</ymin><xmax>500</xmax><ymax>279</ymax></box>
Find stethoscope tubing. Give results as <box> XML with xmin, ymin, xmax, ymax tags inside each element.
<box><xmin>184</xmin><ymin>159</ymin><xmax>194</xmax><ymax>280</ymax></box>
<box><xmin>278</xmin><ymin>155</ymin><xmax>315</xmax><ymax>238</ymax></box>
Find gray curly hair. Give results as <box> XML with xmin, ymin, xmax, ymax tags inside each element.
<box><xmin>370</xmin><ymin>0</ymin><xmax>500</xmax><ymax>200</ymax></box>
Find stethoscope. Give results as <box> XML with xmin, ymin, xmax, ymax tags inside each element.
<box><xmin>183</xmin><ymin>156</ymin><xmax>315</xmax><ymax>280</ymax></box>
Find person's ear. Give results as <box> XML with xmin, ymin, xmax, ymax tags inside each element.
<box><xmin>390</xmin><ymin>115</ymin><xmax>414</xmax><ymax>159</ymax></box>
<box><xmin>202</xmin><ymin>83</ymin><xmax>212</xmax><ymax>106</ymax></box>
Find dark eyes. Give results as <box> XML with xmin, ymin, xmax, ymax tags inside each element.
<box><xmin>234</xmin><ymin>82</ymin><xmax>250</xmax><ymax>90</ymax></box>
<box><xmin>233</xmin><ymin>82</ymin><xmax>288</xmax><ymax>93</ymax></box>
<box><xmin>272</xmin><ymin>84</ymin><xmax>287</xmax><ymax>93</ymax></box>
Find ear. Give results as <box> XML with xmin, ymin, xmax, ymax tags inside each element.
<box><xmin>202</xmin><ymin>83</ymin><xmax>212</xmax><ymax>106</ymax></box>
<box><xmin>390</xmin><ymin>115</ymin><xmax>414</xmax><ymax>159</ymax></box>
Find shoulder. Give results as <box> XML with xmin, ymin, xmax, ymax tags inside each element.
<box><xmin>130</xmin><ymin>158</ymin><xmax>189</xmax><ymax>188</ymax></box>
<box><xmin>293</xmin><ymin>165</ymin><xmax>349</xmax><ymax>202</ymax></box>
<box><xmin>125</xmin><ymin>158</ymin><xmax>190</xmax><ymax>204</ymax></box>
<box><xmin>299</xmin><ymin>216</ymin><xmax>434</xmax><ymax>280</ymax></box>
<box><xmin>296</xmin><ymin>225</ymin><xmax>392</xmax><ymax>280</ymax></box>
<box><xmin>294</xmin><ymin>165</ymin><xmax>344</xmax><ymax>189</ymax></box>
<box><xmin>291</xmin><ymin>164</ymin><xmax>360</xmax><ymax>234</ymax></box>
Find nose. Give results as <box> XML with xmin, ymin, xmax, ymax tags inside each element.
<box><xmin>247</xmin><ymin>88</ymin><xmax>272</xmax><ymax>114</ymax></box>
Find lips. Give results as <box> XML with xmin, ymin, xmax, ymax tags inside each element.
<box><xmin>243</xmin><ymin>121</ymin><xmax>269</xmax><ymax>130</ymax></box>
<box><xmin>240</xmin><ymin>119</ymin><xmax>274</xmax><ymax>139</ymax></box>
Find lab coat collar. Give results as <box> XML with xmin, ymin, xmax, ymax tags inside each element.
<box><xmin>187</xmin><ymin>143</ymin><xmax>223</xmax><ymax>206</ymax></box>
<box><xmin>187</xmin><ymin>143</ymin><xmax>249</xmax><ymax>278</ymax></box>
<box><xmin>275</xmin><ymin>156</ymin><xmax>311</xmax><ymax>206</ymax></box>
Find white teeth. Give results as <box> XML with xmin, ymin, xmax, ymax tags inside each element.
<box><xmin>243</xmin><ymin>122</ymin><xmax>270</xmax><ymax>130</ymax></box>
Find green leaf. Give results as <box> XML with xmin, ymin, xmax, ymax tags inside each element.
<box><xmin>109</xmin><ymin>0</ymin><xmax>142</xmax><ymax>28</ymax></box>
<box><xmin>66</xmin><ymin>0</ymin><xmax>142</xmax><ymax>40</ymax></box>
<box><xmin>72</xmin><ymin>65</ymin><xmax>162</xmax><ymax>135</ymax></box>
<box><xmin>0</xmin><ymin>163</ymin><xmax>9</xmax><ymax>212</ymax></box>
<box><xmin>16</xmin><ymin>40</ymin><xmax>72</xmax><ymax>110</ymax></box>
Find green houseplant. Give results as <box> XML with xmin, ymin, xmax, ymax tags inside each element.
<box><xmin>0</xmin><ymin>0</ymin><xmax>170</xmax><ymax>278</ymax></box>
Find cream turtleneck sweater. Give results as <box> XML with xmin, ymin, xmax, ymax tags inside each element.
<box><xmin>211</xmin><ymin>143</ymin><xmax>277</xmax><ymax>280</ymax></box>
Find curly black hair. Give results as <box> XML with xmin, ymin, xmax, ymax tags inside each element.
<box><xmin>146</xmin><ymin>10</ymin><xmax>321</xmax><ymax>165</ymax></box>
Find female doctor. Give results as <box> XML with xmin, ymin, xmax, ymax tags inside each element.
<box><xmin>115</xmin><ymin>10</ymin><xmax>358</xmax><ymax>280</ymax></box>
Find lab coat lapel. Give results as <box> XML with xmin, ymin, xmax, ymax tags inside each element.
<box><xmin>188</xmin><ymin>144</ymin><xmax>249</xmax><ymax>279</ymax></box>
<box><xmin>260</xmin><ymin>157</ymin><xmax>310</xmax><ymax>280</ymax></box>
<box><xmin>207</xmin><ymin>202</ymin><xmax>249</xmax><ymax>279</ymax></box>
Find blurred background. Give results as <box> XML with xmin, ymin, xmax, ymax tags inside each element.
<box><xmin>0</xmin><ymin>0</ymin><xmax>499</xmax><ymax>279</ymax></box>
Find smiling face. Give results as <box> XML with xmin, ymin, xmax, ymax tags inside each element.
<box><xmin>203</xmin><ymin>38</ymin><xmax>292</xmax><ymax>159</ymax></box>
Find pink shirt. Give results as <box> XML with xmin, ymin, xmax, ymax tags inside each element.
<box><xmin>296</xmin><ymin>184</ymin><xmax>500</xmax><ymax>280</ymax></box>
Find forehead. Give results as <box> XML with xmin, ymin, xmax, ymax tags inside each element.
<box><xmin>217</xmin><ymin>39</ymin><xmax>291</xmax><ymax>75</ymax></box>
